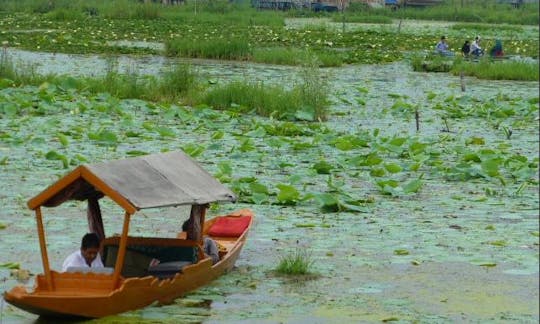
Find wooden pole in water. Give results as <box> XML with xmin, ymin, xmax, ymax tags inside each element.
<box><xmin>36</xmin><ymin>207</ymin><xmax>53</xmax><ymax>291</ymax></box>
<box><xmin>460</xmin><ymin>71</ymin><xmax>466</xmax><ymax>92</ymax></box>
<box><xmin>113</xmin><ymin>211</ymin><xmax>131</xmax><ymax>289</ymax></box>
<box><xmin>341</xmin><ymin>0</ymin><xmax>345</xmax><ymax>34</ymax></box>
<box><xmin>415</xmin><ymin>108</ymin><xmax>420</xmax><ymax>132</ymax></box>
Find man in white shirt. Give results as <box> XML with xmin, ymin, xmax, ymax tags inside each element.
<box><xmin>471</xmin><ymin>36</ymin><xmax>484</xmax><ymax>57</ymax></box>
<box><xmin>62</xmin><ymin>233</ymin><xmax>104</xmax><ymax>272</ymax></box>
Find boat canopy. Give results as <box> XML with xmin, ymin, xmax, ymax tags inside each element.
<box><xmin>27</xmin><ymin>151</ymin><xmax>237</xmax><ymax>213</ymax></box>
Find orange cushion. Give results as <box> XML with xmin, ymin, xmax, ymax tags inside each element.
<box><xmin>208</xmin><ymin>216</ymin><xmax>251</xmax><ymax>237</ymax></box>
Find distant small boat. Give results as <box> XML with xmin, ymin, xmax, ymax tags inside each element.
<box><xmin>3</xmin><ymin>151</ymin><xmax>253</xmax><ymax>318</ymax></box>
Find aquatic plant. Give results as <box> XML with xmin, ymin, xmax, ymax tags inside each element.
<box><xmin>410</xmin><ymin>54</ymin><xmax>453</xmax><ymax>73</ymax></box>
<box><xmin>275</xmin><ymin>249</ymin><xmax>314</xmax><ymax>275</ymax></box>
<box><xmin>451</xmin><ymin>59</ymin><xmax>539</xmax><ymax>81</ymax></box>
<box><xmin>203</xmin><ymin>65</ymin><xmax>330</xmax><ymax>121</ymax></box>
<box><xmin>252</xmin><ymin>47</ymin><xmax>343</xmax><ymax>67</ymax></box>
<box><xmin>150</xmin><ymin>64</ymin><xmax>200</xmax><ymax>102</ymax></box>
<box><xmin>166</xmin><ymin>38</ymin><xmax>251</xmax><ymax>61</ymax></box>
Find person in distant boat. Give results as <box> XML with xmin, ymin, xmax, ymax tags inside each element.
<box><xmin>62</xmin><ymin>233</ymin><xmax>104</xmax><ymax>272</ymax></box>
<box><xmin>489</xmin><ymin>39</ymin><xmax>504</xmax><ymax>58</ymax></box>
<box><xmin>470</xmin><ymin>36</ymin><xmax>484</xmax><ymax>57</ymax></box>
<box><xmin>182</xmin><ymin>220</ymin><xmax>220</xmax><ymax>265</ymax></box>
<box><xmin>435</xmin><ymin>36</ymin><xmax>453</xmax><ymax>56</ymax></box>
<box><xmin>461</xmin><ymin>40</ymin><xmax>471</xmax><ymax>57</ymax></box>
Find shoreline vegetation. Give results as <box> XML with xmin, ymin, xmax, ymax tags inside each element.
<box><xmin>0</xmin><ymin>1</ymin><xmax>537</xmax><ymax>70</ymax></box>
<box><xmin>0</xmin><ymin>0</ymin><xmax>538</xmax><ymax>25</ymax></box>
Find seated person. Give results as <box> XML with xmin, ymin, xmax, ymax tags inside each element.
<box><xmin>62</xmin><ymin>233</ymin><xmax>104</xmax><ymax>272</ymax></box>
<box><xmin>489</xmin><ymin>39</ymin><xmax>504</xmax><ymax>58</ymax></box>
<box><xmin>435</xmin><ymin>36</ymin><xmax>453</xmax><ymax>56</ymax></box>
<box><xmin>182</xmin><ymin>220</ymin><xmax>220</xmax><ymax>265</ymax></box>
<box><xmin>470</xmin><ymin>36</ymin><xmax>484</xmax><ymax>57</ymax></box>
<box><xmin>461</xmin><ymin>40</ymin><xmax>470</xmax><ymax>57</ymax></box>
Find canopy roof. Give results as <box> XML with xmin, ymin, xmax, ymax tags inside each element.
<box><xmin>27</xmin><ymin>151</ymin><xmax>236</xmax><ymax>214</ymax></box>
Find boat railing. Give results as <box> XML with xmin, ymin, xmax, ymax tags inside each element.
<box><xmin>34</xmin><ymin>270</ymin><xmax>118</xmax><ymax>294</ymax></box>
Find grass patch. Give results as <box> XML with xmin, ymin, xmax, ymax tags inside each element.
<box><xmin>275</xmin><ymin>249</ymin><xmax>314</xmax><ymax>275</ymax></box>
<box><xmin>252</xmin><ymin>47</ymin><xmax>343</xmax><ymax>67</ymax></box>
<box><xmin>0</xmin><ymin>0</ymin><xmax>284</xmax><ymax>25</ymax></box>
<box><xmin>410</xmin><ymin>54</ymin><xmax>539</xmax><ymax>81</ymax></box>
<box><xmin>410</xmin><ymin>54</ymin><xmax>453</xmax><ymax>73</ymax></box>
<box><xmin>337</xmin><ymin>14</ymin><xmax>393</xmax><ymax>24</ymax></box>
<box><xmin>341</xmin><ymin>0</ymin><xmax>539</xmax><ymax>25</ymax></box>
<box><xmin>451</xmin><ymin>58</ymin><xmax>539</xmax><ymax>81</ymax></box>
<box><xmin>166</xmin><ymin>38</ymin><xmax>251</xmax><ymax>61</ymax></box>
<box><xmin>451</xmin><ymin>23</ymin><xmax>524</xmax><ymax>33</ymax></box>
<box><xmin>253</xmin><ymin>47</ymin><xmax>310</xmax><ymax>66</ymax></box>
<box><xmin>203</xmin><ymin>65</ymin><xmax>330</xmax><ymax>121</ymax></box>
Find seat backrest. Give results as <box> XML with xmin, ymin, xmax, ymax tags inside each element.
<box><xmin>101</xmin><ymin>240</ymin><xmax>198</xmax><ymax>278</ymax></box>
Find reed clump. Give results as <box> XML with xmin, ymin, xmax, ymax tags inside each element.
<box><xmin>203</xmin><ymin>65</ymin><xmax>330</xmax><ymax>121</ymax></box>
<box><xmin>275</xmin><ymin>249</ymin><xmax>314</xmax><ymax>275</ymax></box>
<box><xmin>451</xmin><ymin>59</ymin><xmax>539</xmax><ymax>81</ymax></box>
<box><xmin>252</xmin><ymin>48</ymin><xmax>343</xmax><ymax>67</ymax></box>
<box><xmin>166</xmin><ymin>38</ymin><xmax>251</xmax><ymax>61</ymax></box>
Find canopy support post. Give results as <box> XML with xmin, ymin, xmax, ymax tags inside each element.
<box><xmin>199</xmin><ymin>206</ymin><xmax>207</xmax><ymax>245</ymax></box>
<box><xmin>113</xmin><ymin>211</ymin><xmax>131</xmax><ymax>289</ymax></box>
<box><xmin>87</xmin><ymin>196</ymin><xmax>105</xmax><ymax>242</ymax></box>
<box><xmin>187</xmin><ymin>204</ymin><xmax>208</xmax><ymax>244</ymax></box>
<box><xmin>35</xmin><ymin>207</ymin><xmax>53</xmax><ymax>290</ymax></box>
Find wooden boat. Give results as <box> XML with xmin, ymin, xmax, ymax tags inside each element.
<box><xmin>3</xmin><ymin>151</ymin><xmax>253</xmax><ymax>318</ymax></box>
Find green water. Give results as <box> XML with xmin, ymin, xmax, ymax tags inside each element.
<box><xmin>0</xmin><ymin>51</ymin><xmax>538</xmax><ymax>323</ymax></box>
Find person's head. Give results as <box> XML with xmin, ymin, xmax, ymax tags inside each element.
<box><xmin>80</xmin><ymin>233</ymin><xmax>100</xmax><ymax>265</ymax></box>
<box><xmin>475</xmin><ymin>36</ymin><xmax>481</xmax><ymax>42</ymax></box>
<box><xmin>441</xmin><ymin>36</ymin><xmax>446</xmax><ymax>42</ymax></box>
<box><xmin>464</xmin><ymin>40</ymin><xmax>470</xmax><ymax>45</ymax></box>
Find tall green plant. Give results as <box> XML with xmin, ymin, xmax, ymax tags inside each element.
<box><xmin>452</xmin><ymin>59</ymin><xmax>539</xmax><ymax>81</ymax></box>
<box><xmin>275</xmin><ymin>248</ymin><xmax>314</xmax><ymax>275</ymax></box>
<box><xmin>166</xmin><ymin>38</ymin><xmax>251</xmax><ymax>60</ymax></box>
<box><xmin>203</xmin><ymin>65</ymin><xmax>330</xmax><ymax>121</ymax></box>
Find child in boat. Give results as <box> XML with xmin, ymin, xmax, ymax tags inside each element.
<box><xmin>182</xmin><ymin>220</ymin><xmax>220</xmax><ymax>264</ymax></box>
<box><xmin>489</xmin><ymin>39</ymin><xmax>504</xmax><ymax>58</ymax></box>
<box><xmin>461</xmin><ymin>40</ymin><xmax>471</xmax><ymax>57</ymax></box>
<box><xmin>62</xmin><ymin>233</ymin><xmax>104</xmax><ymax>272</ymax></box>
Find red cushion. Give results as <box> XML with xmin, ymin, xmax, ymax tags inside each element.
<box><xmin>208</xmin><ymin>216</ymin><xmax>251</xmax><ymax>237</ymax></box>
